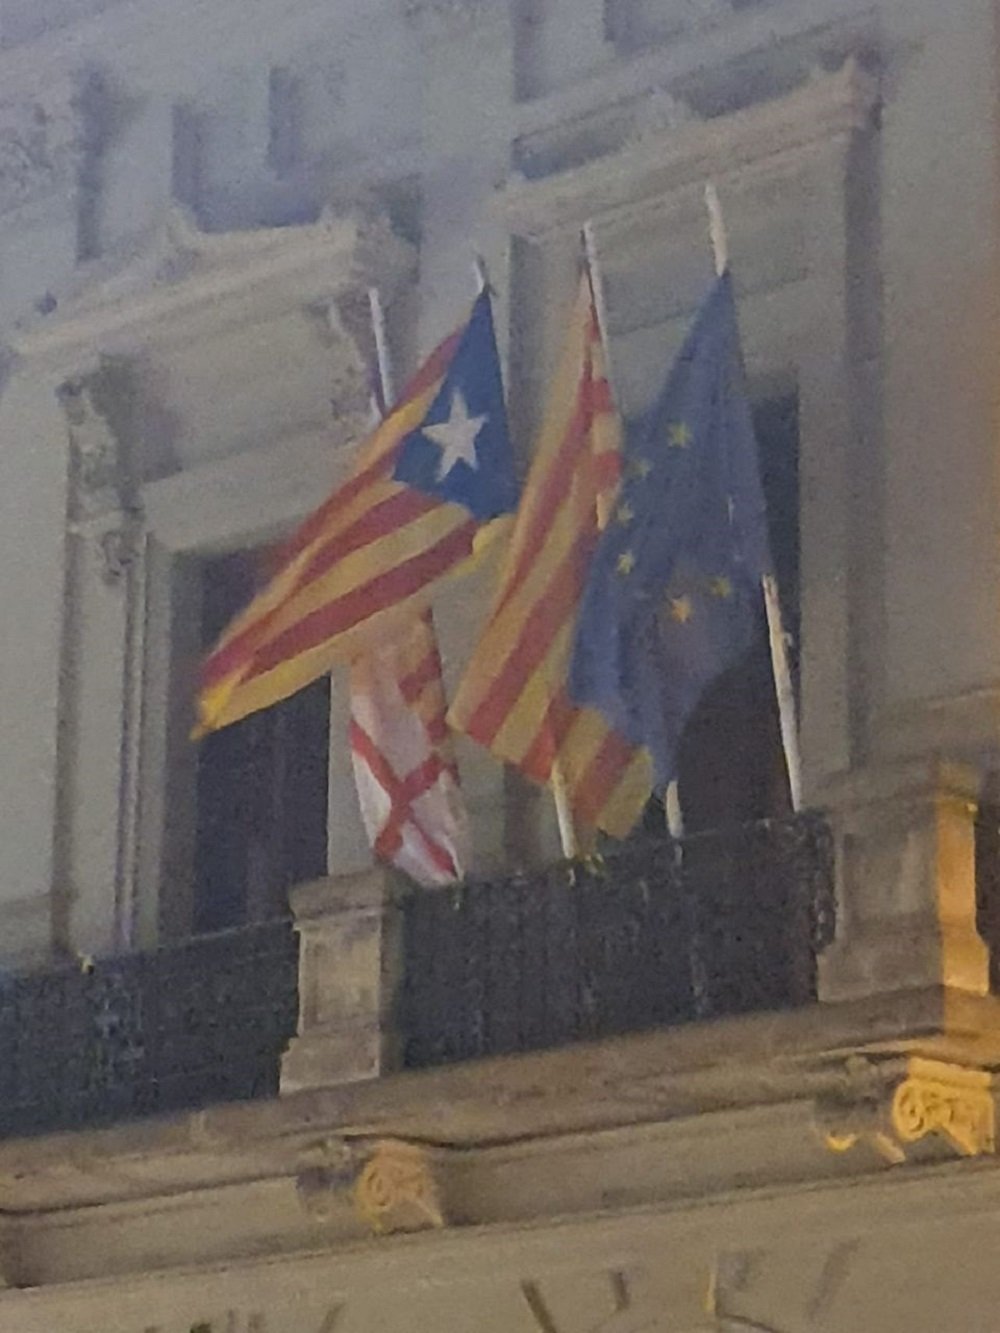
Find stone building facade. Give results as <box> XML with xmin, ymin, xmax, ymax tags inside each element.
<box><xmin>0</xmin><ymin>0</ymin><xmax>998</xmax><ymax>1328</ymax></box>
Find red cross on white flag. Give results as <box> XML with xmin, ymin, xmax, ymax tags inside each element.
<box><xmin>348</xmin><ymin>611</ymin><xmax>469</xmax><ymax>886</ymax></box>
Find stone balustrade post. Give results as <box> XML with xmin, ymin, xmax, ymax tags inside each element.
<box><xmin>281</xmin><ymin>869</ymin><xmax>403</xmax><ymax>1093</ymax></box>
<box><xmin>818</xmin><ymin>758</ymin><xmax>990</xmax><ymax>1005</ymax></box>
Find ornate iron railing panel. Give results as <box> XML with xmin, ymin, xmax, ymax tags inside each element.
<box><xmin>397</xmin><ymin>811</ymin><xmax>835</xmax><ymax>1068</ymax></box>
<box><xmin>0</xmin><ymin>815</ymin><xmax>834</xmax><ymax>1137</ymax></box>
<box><xmin>0</xmin><ymin>919</ymin><xmax>299</xmax><ymax>1138</ymax></box>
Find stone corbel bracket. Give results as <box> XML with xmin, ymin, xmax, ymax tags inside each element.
<box><xmin>295</xmin><ymin>1135</ymin><xmax>447</xmax><ymax>1236</ymax></box>
<box><xmin>817</xmin><ymin>1055</ymin><xmax>996</xmax><ymax>1164</ymax></box>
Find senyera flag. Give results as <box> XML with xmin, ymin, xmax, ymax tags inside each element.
<box><xmin>349</xmin><ymin>609</ymin><xmax>470</xmax><ymax>886</ymax></box>
<box><xmin>195</xmin><ymin>289</ymin><xmax>518</xmax><ymax>738</ymax></box>
<box><xmin>449</xmin><ymin>271</ymin><xmax>652</xmax><ymax>839</ymax></box>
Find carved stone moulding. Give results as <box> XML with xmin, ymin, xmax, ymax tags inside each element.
<box><xmin>57</xmin><ymin>360</ymin><xmax>139</xmax><ymax>521</ymax></box>
<box><xmin>891</xmin><ymin>1058</ymin><xmax>995</xmax><ymax>1158</ymax></box>
<box><xmin>817</xmin><ymin>1055</ymin><xmax>996</xmax><ymax>1165</ymax></box>
<box><xmin>294</xmin><ymin>1135</ymin><xmax>447</xmax><ymax>1236</ymax></box>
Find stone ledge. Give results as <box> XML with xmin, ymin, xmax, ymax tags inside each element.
<box><xmin>1</xmin><ymin>986</ymin><xmax>1000</xmax><ymax>1214</ymax></box>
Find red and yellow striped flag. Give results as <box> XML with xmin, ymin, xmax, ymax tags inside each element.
<box><xmin>449</xmin><ymin>274</ymin><xmax>652</xmax><ymax>838</ymax></box>
<box><xmin>196</xmin><ymin>293</ymin><xmax>513</xmax><ymax>738</ymax></box>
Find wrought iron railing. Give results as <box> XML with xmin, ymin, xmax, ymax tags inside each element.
<box><xmin>397</xmin><ymin>811</ymin><xmax>835</xmax><ymax>1068</ymax></box>
<box><xmin>0</xmin><ymin>812</ymin><xmax>834</xmax><ymax>1138</ymax></box>
<box><xmin>0</xmin><ymin>920</ymin><xmax>299</xmax><ymax>1138</ymax></box>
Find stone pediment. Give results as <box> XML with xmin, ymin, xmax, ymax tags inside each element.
<box><xmin>8</xmin><ymin>205</ymin><xmax>415</xmax><ymax>471</ymax></box>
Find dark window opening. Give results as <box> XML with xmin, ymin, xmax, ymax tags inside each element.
<box><xmin>194</xmin><ymin>548</ymin><xmax>329</xmax><ymax>933</ymax></box>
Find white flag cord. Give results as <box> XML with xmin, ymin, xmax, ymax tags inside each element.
<box><xmin>368</xmin><ymin>286</ymin><xmax>397</xmax><ymax>408</ymax></box>
<box><xmin>704</xmin><ymin>182</ymin><xmax>803</xmax><ymax>813</ymax></box>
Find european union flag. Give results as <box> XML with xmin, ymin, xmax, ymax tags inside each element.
<box><xmin>394</xmin><ymin>289</ymin><xmax>519</xmax><ymax>521</ymax></box>
<box><xmin>569</xmin><ymin>270</ymin><xmax>773</xmax><ymax>791</ymax></box>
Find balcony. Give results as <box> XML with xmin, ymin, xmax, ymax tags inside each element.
<box><xmin>0</xmin><ymin>812</ymin><xmax>833</xmax><ymax>1139</ymax></box>
<box><xmin>397</xmin><ymin>811</ymin><xmax>835</xmax><ymax>1068</ymax></box>
<box><xmin>0</xmin><ymin>921</ymin><xmax>300</xmax><ymax>1139</ymax></box>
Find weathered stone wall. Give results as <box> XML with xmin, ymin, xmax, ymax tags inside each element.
<box><xmin>0</xmin><ymin>0</ymin><xmax>996</xmax><ymax>968</ymax></box>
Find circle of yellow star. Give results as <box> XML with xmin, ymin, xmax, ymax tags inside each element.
<box><xmin>668</xmin><ymin>421</ymin><xmax>692</xmax><ymax>448</ymax></box>
<box><xmin>708</xmin><ymin>575</ymin><xmax>733</xmax><ymax>599</ymax></box>
<box><xmin>616</xmin><ymin>501</ymin><xmax>634</xmax><ymax>525</ymax></box>
<box><xmin>616</xmin><ymin>550</ymin><xmax>636</xmax><ymax>576</ymax></box>
<box><xmin>630</xmin><ymin>458</ymin><xmax>653</xmax><ymax>479</ymax></box>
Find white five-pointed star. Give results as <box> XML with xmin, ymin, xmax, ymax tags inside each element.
<box><xmin>423</xmin><ymin>389</ymin><xmax>487</xmax><ymax>481</ymax></box>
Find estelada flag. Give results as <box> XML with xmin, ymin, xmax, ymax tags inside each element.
<box><xmin>449</xmin><ymin>272</ymin><xmax>652</xmax><ymax>838</ymax></box>
<box><xmin>196</xmin><ymin>290</ymin><xmax>518</xmax><ymax>737</ymax></box>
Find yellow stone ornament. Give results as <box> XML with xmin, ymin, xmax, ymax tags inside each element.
<box><xmin>669</xmin><ymin>595</ymin><xmax>694</xmax><ymax>623</ymax></box>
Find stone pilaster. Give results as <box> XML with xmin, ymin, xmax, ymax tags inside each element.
<box><xmin>817</xmin><ymin>758</ymin><xmax>989</xmax><ymax>1004</ymax></box>
<box><xmin>55</xmin><ymin>358</ymin><xmax>145</xmax><ymax>958</ymax></box>
<box><xmin>281</xmin><ymin>869</ymin><xmax>403</xmax><ymax>1092</ymax></box>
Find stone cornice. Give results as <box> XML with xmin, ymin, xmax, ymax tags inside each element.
<box><xmin>503</xmin><ymin>59</ymin><xmax>879</xmax><ymax>241</ymax></box>
<box><xmin>9</xmin><ymin>207</ymin><xmax>414</xmax><ymax>373</ymax></box>
<box><xmin>1</xmin><ymin>983</ymin><xmax>999</xmax><ymax>1217</ymax></box>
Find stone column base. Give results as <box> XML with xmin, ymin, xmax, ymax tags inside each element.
<box><xmin>281</xmin><ymin>868</ymin><xmax>402</xmax><ymax>1094</ymax></box>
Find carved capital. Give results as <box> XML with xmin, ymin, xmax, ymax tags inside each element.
<box><xmin>294</xmin><ymin>1135</ymin><xmax>446</xmax><ymax>1235</ymax></box>
<box><xmin>353</xmin><ymin>1138</ymin><xmax>445</xmax><ymax>1235</ymax></box>
<box><xmin>817</xmin><ymin>1056</ymin><xmax>996</xmax><ymax>1163</ymax></box>
<box><xmin>891</xmin><ymin>1058</ymin><xmax>995</xmax><ymax>1157</ymax></box>
<box><xmin>0</xmin><ymin>82</ymin><xmax>82</xmax><ymax>217</ymax></box>
<box><xmin>58</xmin><ymin>359</ymin><xmax>138</xmax><ymax>524</ymax></box>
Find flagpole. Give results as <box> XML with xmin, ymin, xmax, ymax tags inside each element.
<box><xmin>367</xmin><ymin>286</ymin><xmax>396</xmax><ymax>407</ymax></box>
<box><xmin>704</xmin><ymin>182</ymin><xmax>803</xmax><ymax>812</ymax></box>
<box><xmin>581</xmin><ymin>221</ymin><xmax>613</xmax><ymax>379</ymax></box>
<box><xmin>472</xmin><ymin>253</ymin><xmax>490</xmax><ymax>295</ymax></box>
